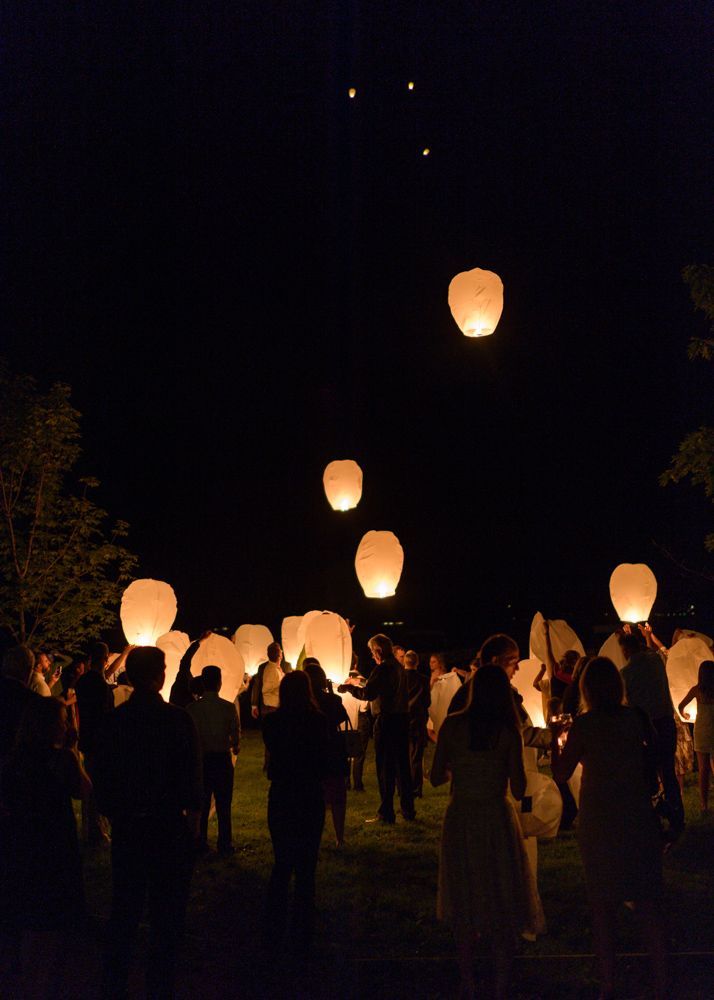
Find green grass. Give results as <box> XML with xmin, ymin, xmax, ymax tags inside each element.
<box><xmin>75</xmin><ymin>730</ymin><xmax>714</xmax><ymax>999</ymax></box>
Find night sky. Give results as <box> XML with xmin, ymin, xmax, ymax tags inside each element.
<box><xmin>3</xmin><ymin>2</ymin><xmax>713</xmax><ymax>654</ymax></box>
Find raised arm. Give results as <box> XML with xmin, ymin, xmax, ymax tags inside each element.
<box><xmin>678</xmin><ymin>685</ymin><xmax>697</xmax><ymax>721</ymax></box>
<box><xmin>542</xmin><ymin>619</ymin><xmax>557</xmax><ymax>679</ymax></box>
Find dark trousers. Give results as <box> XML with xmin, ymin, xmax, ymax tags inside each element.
<box><xmin>374</xmin><ymin>713</ymin><xmax>415</xmax><ymax>821</ymax></box>
<box><xmin>653</xmin><ymin>715</ymin><xmax>685</xmax><ymax>829</ymax></box>
<box><xmin>265</xmin><ymin>782</ymin><xmax>325</xmax><ymax>949</ymax></box>
<box><xmin>200</xmin><ymin>752</ymin><xmax>234</xmax><ymax>851</ymax></box>
<box><xmin>350</xmin><ymin>710</ymin><xmax>371</xmax><ymax>789</ymax></box>
<box><xmin>408</xmin><ymin>723</ymin><xmax>427</xmax><ymax>797</ymax></box>
<box><xmin>102</xmin><ymin>817</ymin><xmax>194</xmax><ymax>1000</ymax></box>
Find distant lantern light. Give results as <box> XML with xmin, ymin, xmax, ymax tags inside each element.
<box><xmin>348</xmin><ymin>87</ymin><xmax>356</xmax><ymax>98</ymax></box>
<box><xmin>305</xmin><ymin>611</ymin><xmax>353</xmax><ymax>686</ymax></box>
<box><xmin>120</xmin><ymin>579</ymin><xmax>177</xmax><ymax>646</ymax></box>
<box><xmin>191</xmin><ymin>635</ymin><xmax>245</xmax><ymax>704</ymax></box>
<box><xmin>422</xmin><ymin>147</ymin><xmax>430</xmax><ymax>156</ymax></box>
<box><xmin>355</xmin><ymin>530</ymin><xmax>404</xmax><ymax>598</ymax></box>
<box><xmin>323</xmin><ymin>459</ymin><xmax>363</xmax><ymax>512</ymax></box>
<box><xmin>281</xmin><ymin>616</ymin><xmax>303</xmax><ymax>668</ymax></box>
<box><xmin>408</xmin><ymin>81</ymin><xmax>415</xmax><ymax>90</ymax></box>
<box><xmin>448</xmin><ymin>267</ymin><xmax>504</xmax><ymax>338</ymax></box>
<box><xmin>232</xmin><ymin>624</ymin><xmax>274</xmax><ymax>676</ymax></box>
<box><xmin>609</xmin><ymin>563</ymin><xmax>657</xmax><ymax>623</ymax></box>
<box><xmin>156</xmin><ymin>630</ymin><xmax>190</xmax><ymax>699</ymax></box>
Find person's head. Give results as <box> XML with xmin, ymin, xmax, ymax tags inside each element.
<box><xmin>466</xmin><ymin>664</ymin><xmax>520</xmax><ymax>751</ymax></box>
<box><xmin>16</xmin><ymin>696</ymin><xmax>67</xmax><ymax>752</ymax></box>
<box><xmin>2</xmin><ymin>644</ymin><xmax>35</xmax><ymax>685</ymax></box>
<box><xmin>698</xmin><ymin>660</ymin><xmax>714</xmax><ymax>699</ymax></box>
<box><xmin>478</xmin><ymin>634</ymin><xmax>520</xmax><ymax>680</ymax></box>
<box><xmin>571</xmin><ymin>654</ymin><xmax>593</xmax><ymax>684</ymax></box>
<box><xmin>61</xmin><ymin>660</ymin><xmax>84</xmax><ymax>694</ymax></box>
<box><xmin>124</xmin><ymin>647</ymin><xmax>165</xmax><ymax>693</ymax></box>
<box><xmin>88</xmin><ymin>641</ymin><xmax>110</xmax><ymax>672</ymax></box>
<box><xmin>279</xmin><ymin>669</ymin><xmax>318</xmax><ymax>714</ymax></box>
<box><xmin>267</xmin><ymin>641</ymin><xmax>282</xmax><ymax>665</ymax></box>
<box><xmin>303</xmin><ymin>660</ymin><xmax>329</xmax><ymax>698</ymax></box>
<box><xmin>368</xmin><ymin>634</ymin><xmax>393</xmax><ymax>665</ymax></box>
<box><xmin>559</xmin><ymin>650</ymin><xmax>580</xmax><ymax>675</ymax></box>
<box><xmin>617</xmin><ymin>630</ymin><xmax>646</xmax><ymax>661</ymax></box>
<box><xmin>393</xmin><ymin>644</ymin><xmax>406</xmax><ymax>665</ymax></box>
<box><xmin>468</xmin><ymin>656</ymin><xmax>479</xmax><ymax>675</ymax></box>
<box><xmin>404</xmin><ymin>650</ymin><xmax>419</xmax><ymax>671</ymax></box>
<box><xmin>115</xmin><ymin>671</ymin><xmax>131</xmax><ymax>688</ymax></box>
<box><xmin>201</xmin><ymin>665</ymin><xmax>222</xmax><ymax>693</ymax></box>
<box><xmin>429</xmin><ymin>653</ymin><xmax>446</xmax><ymax>675</ymax></box>
<box><xmin>36</xmin><ymin>651</ymin><xmax>52</xmax><ymax>675</ymax></box>
<box><xmin>580</xmin><ymin>657</ymin><xmax>625</xmax><ymax>712</ymax></box>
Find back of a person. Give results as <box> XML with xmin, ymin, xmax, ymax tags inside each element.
<box><xmin>622</xmin><ymin>649</ymin><xmax>673</xmax><ymax>721</ymax></box>
<box><xmin>75</xmin><ymin>669</ymin><xmax>111</xmax><ymax>752</ymax></box>
<box><xmin>441</xmin><ymin>713</ymin><xmax>513</xmax><ymax>802</ymax></box>
<box><xmin>186</xmin><ymin>692</ymin><xmax>235</xmax><ymax>750</ymax></box>
<box><xmin>264</xmin><ymin>708</ymin><xmax>328</xmax><ymax>785</ymax></box>
<box><xmin>576</xmin><ymin>706</ymin><xmax>652</xmax><ymax>814</ymax></box>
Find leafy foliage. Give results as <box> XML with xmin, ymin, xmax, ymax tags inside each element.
<box><xmin>682</xmin><ymin>264</ymin><xmax>714</xmax><ymax>360</ymax></box>
<box><xmin>0</xmin><ymin>363</ymin><xmax>136</xmax><ymax>649</ymax></box>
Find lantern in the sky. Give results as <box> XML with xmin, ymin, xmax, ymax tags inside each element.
<box><xmin>190</xmin><ymin>635</ymin><xmax>245</xmax><ymax>704</ymax></box>
<box><xmin>156</xmin><ymin>630</ymin><xmax>190</xmax><ymax>699</ymax></box>
<box><xmin>355</xmin><ymin>530</ymin><xmax>404</xmax><ymax>598</ymax></box>
<box><xmin>609</xmin><ymin>563</ymin><xmax>657</xmax><ymax>623</ymax></box>
<box><xmin>281</xmin><ymin>616</ymin><xmax>303</xmax><ymax>668</ymax></box>
<box><xmin>120</xmin><ymin>579</ymin><xmax>177</xmax><ymax>646</ymax></box>
<box><xmin>305</xmin><ymin>611</ymin><xmax>353</xmax><ymax>685</ymax></box>
<box><xmin>232</xmin><ymin>624</ymin><xmax>274</xmax><ymax>676</ymax></box>
<box><xmin>448</xmin><ymin>267</ymin><xmax>504</xmax><ymax>338</ymax></box>
<box><xmin>323</xmin><ymin>460</ymin><xmax>363</xmax><ymax>512</ymax></box>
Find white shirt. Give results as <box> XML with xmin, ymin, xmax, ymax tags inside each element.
<box><xmin>262</xmin><ymin>660</ymin><xmax>284</xmax><ymax>708</ymax></box>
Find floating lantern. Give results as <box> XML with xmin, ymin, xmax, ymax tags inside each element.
<box><xmin>513</xmin><ymin>658</ymin><xmax>548</xmax><ymax>728</ymax></box>
<box><xmin>323</xmin><ymin>459</ymin><xmax>363</xmax><ymax>511</ymax></box>
<box><xmin>408</xmin><ymin>81</ymin><xmax>415</xmax><ymax>90</ymax></box>
<box><xmin>422</xmin><ymin>147</ymin><xmax>430</xmax><ymax>156</ymax></box>
<box><xmin>232</xmin><ymin>624</ymin><xmax>274</xmax><ymax>676</ymax></box>
<box><xmin>305</xmin><ymin>611</ymin><xmax>353</xmax><ymax>685</ymax></box>
<box><xmin>348</xmin><ymin>87</ymin><xmax>356</xmax><ymax>99</ymax></box>
<box><xmin>281</xmin><ymin>616</ymin><xmax>303</xmax><ymax>668</ymax></box>
<box><xmin>598</xmin><ymin>632</ymin><xmax>627</xmax><ymax>669</ymax></box>
<box><xmin>529</xmin><ymin>613</ymin><xmax>585</xmax><ymax>664</ymax></box>
<box><xmin>448</xmin><ymin>267</ymin><xmax>504</xmax><ymax>338</ymax></box>
<box><xmin>667</xmin><ymin>636</ymin><xmax>711</xmax><ymax>722</ymax></box>
<box><xmin>355</xmin><ymin>530</ymin><xmax>404</xmax><ymax>598</ymax></box>
<box><xmin>120</xmin><ymin>579</ymin><xmax>177</xmax><ymax>646</ymax></box>
<box><xmin>297</xmin><ymin>610</ymin><xmax>322</xmax><ymax>658</ymax></box>
<box><xmin>156</xmin><ymin>631</ymin><xmax>190</xmax><ymax>699</ymax></box>
<box><xmin>191</xmin><ymin>635</ymin><xmax>245</xmax><ymax>704</ymax></box>
<box><xmin>609</xmin><ymin>563</ymin><xmax>657</xmax><ymax>623</ymax></box>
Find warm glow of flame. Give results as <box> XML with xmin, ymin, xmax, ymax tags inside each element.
<box><xmin>348</xmin><ymin>87</ymin><xmax>356</xmax><ymax>98</ymax></box>
<box><xmin>464</xmin><ymin>324</ymin><xmax>492</xmax><ymax>338</ymax></box>
<box><xmin>408</xmin><ymin>81</ymin><xmax>414</xmax><ymax>90</ymax></box>
<box><xmin>422</xmin><ymin>147</ymin><xmax>430</xmax><ymax>156</ymax></box>
<box><xmin>376</xmin><ymin>582</ymin><xmax>390</xmax><ymax>598</ymax></box>
<box><xmin>136</xmin><ymin>632</ymin><xmax>154</xmax><ymax>645</ymax></box>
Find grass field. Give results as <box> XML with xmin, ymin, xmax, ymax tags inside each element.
<box><xmin>16</xmin><ymin>728</ymin><xmax>714</xmax><ymax>999</ymax></box>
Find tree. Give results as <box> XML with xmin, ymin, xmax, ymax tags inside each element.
<box><xmin>661</xmin><ymin>265</ymin><xmax>714</xmax><ymax>550</ymax></box>
<box><xmin>0</xmin><ymin>363</ymin><xmax>137</xmax><ymax>649</ymax></box>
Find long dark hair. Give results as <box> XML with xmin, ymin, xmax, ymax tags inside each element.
<box><xmin>279</xmin><ymin>670</ymin><xmax>319</xmax><ymax>714</ymax></box>
<box><xmin>467</xmin><ymin>664</ymin><xmax>520</xmax><ymax>751</ymax></box>
<box><xmin>580</xmin><ymin>657</ymin><xmax>624</xmax><ymax>712</ymax></box>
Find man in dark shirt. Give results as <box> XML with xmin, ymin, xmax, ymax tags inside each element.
<box><xmin>339</xmin><ymin>633</ymin><xmax>415</xmax><ymax>823</ymax></box>
<box><xmin>403</xmin><ymin>650</ymin><xmax>430</xmax><ymax>797</ymax></box>
<box><xmin>75</xmin><ymin>640</ymin><xmax>115</xmax><ymax>844</ymax></box>
<box><xmin>169</xmin><ymin>630</ymin><xmax>212</xmax><ymax>708</ymax></box>
<box><xmin>94</xmin><ymin>645</ymin><xmax>202</xmax><ymax>1000</ymax></box>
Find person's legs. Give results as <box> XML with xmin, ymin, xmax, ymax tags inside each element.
<box><xmin>212</xmin><ymin>753</ymin><xmax>234</xmax><ymax>852</ymax></box>
<box><xmin>653</xmin><ymin>716</ymin><xmax>684</xmax><ymax>829</ymax></box>
<box><xmin>145</xmin><ymin>822</ymin><xmax>194</xmax><ymax>1000</ymax></box>
<box><xmin>292</xmin><ymin>798</ymin><xmax>325</xmax><ymax>951</ymax></box>
<box><xmin>103</xmin><ymin>832</ymin><xmax>148</xmax><ymax>999</ymax></box>
<box><xmin>410</xmin><ymin>728</ymin><xmax>426</xmax><ymax>797</ymax></box>
<box><xmin>590</xmin><ymin>900</ymin><xmax>617</xmax><ymax>998</ymax></box>
<box><xmin>454</xmin><ymin>928</ymin><xmax>476</xmax><ymax>1000</ymax></box>
<box><xmin>696</xmin><ymin>751</ymin><xmax>710</xmax><ymax>812</ymax></box>
<box><xmin>394</xmin><ymin>716</ymin><xmax>415</xmax><ymax>819</ymax></box>
<box><xmin>637</xmin><ymin>898</ymin><xmax>668</xmax><ymax>1000</ymax></box>
<box><xmin>351</xmin><ymin>711</ymin><xmax>370</xmax><ymax>790</ymax></box>
<box><xmin>373</xmin><ymin>716</ymin><xmax>394</xmax><ymax>821</ymax></box>
<box><xmin>492</xmin><ymin>940</ymin><xmax>514</xmax><ymax>1000</ymax></box>
<box><xmin>199</xmin><ymin>756</ymin><xmax>213</xmax><ymax>849</ymax></box>
<box><xmin>265</xmin><ymin>789</ymin><xmax>295</xmax><ymax>946</ymax></box>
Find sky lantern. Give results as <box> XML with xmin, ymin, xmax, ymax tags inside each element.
<box><xmin>598</xmin><ymin>632</ymin><xmax>627</xmax><ymax>669</ymax></box>
<box><xmin>156</xmin><ymin>630</ymin><xmax>190</xmax><ymax>699</ymax></box>
<box><xmin>232</xmin><ymin>624</ymin><xmax>274</xmax><ymax>676</ymax></box>
<box><xmin>297</xmin><ymin>610</ymin><xmax>322</xmax><ymax>658</ymax></box>
<box><xmin>529</xmin><ymin>612</ymin><xmax>585</xmax><ymax>664</ymax></box>
<box><xmin>609</xmin><ymin>563</ymin><xmax>657</xmax><ymax>622</ymax></box>
<box><xmin>323</xmin><ymin>459</ymin><xmax>363</xmax><ymax>511</ymax></box>
<box><xmin>281</xmin><ymin>616</ymin><xmax>303</xmax><ymax>668</ymax></box>
<box><xmin>348</xmin><ymin>87</ymin><xmax>356</xmax><ymax>98</ymax></box>
<box><xmin>355</xmin><ymin>530</ymin><xmax>404</xmax><ymax>598</ymax></box>
<box><xmin>120</xmin><ymin>578</ymin><xmax>177</xmax><ymax>646</ymax></box>
<box><xmin>408</xmin><ymin>81</ymin><xmax>415</xmax><ymax>90</ymax></box>
<box><xmin>190</xmin><ymin>635</ymin><xmax>245</xmax><ymax>704</ymax></box>
<box><xmin>448</xmin><ymin>267</ymin><xmax>504</xmax><ymax>338</ymax></box>
<box><xmin>513</xmin><ymin>658</ymin><xmax>548</xmax><ymax>728</ymax></box>
<box><xmin>667</xmin><ymin>635</ymin><xmax>712</xmax><ymax>722</ymax></box>
<box><xmin>422</xmin><ymin>148</ymin><xmax>430</xmax><ymax>156</ymax></box>
<box><xmin>305</xmin><ymin>611</ymin><xmax>353</xmax><ymax>685</ymax></box>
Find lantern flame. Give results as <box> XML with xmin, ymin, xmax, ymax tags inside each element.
<box><xmin>348</xmin><ymin>87</ymin><xmax>356</xmax><ymax>99</ymax></box>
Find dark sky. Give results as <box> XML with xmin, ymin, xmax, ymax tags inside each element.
<box><xmin>3</xmin><ymin>1</ymin><xmax>713</xmax><ymax>652</ymax></box>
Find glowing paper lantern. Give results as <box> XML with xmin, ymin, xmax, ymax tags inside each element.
<box><xmin>281</xmin><ymin>616</ymin><xmax>303</xmax><ymax>668</ymax></box>
<box><xmin>429</xmin><ymin>672</ymin><xmax>462</xmax><ymax>735</ymax></box>
<box><xmin>609</xmin><ymin>563</ymin><xmax>657</xmax><ymax>623</ymax></box>
<box><xmin>120</xmin><ymin>579</ymin><xmax>177</xmax><ymax>646</ymax></box>
<box><xmin>448</xmin><ymin>267</ymin><xmax>504</xmax><ymax>338</ymax></box>
<box><xmin>348</xmin><ymin>87</ymin><xmax>356</xmax><ymax>98</ymax></box>
<box><xmin>190</xmin><ymin>635</ymin><xmax>245</xmax><ymax>704</ymax></box>
<box><xmin>529</xmin><ymin>613</ymin><xmax>585</xmax><ymax>665</ymax></box>
<box><xmin>156</xmin><ymin>630</ymin><xmax>190</xmax><ymax>699</ymax></box>
<box><xmin>408</xmin><ymin>81</ymin><xmax>415</xmax><ymax>90</ymax></box>
<box><xmin>297</xmin><ymin>610</ymin><xmax>322</xmax><ymax>657</ymax></box>
<box><xmin>513</xmin><ymin>658</ymin><xmax>548</xmax><ymax>728</ymax></box>
<box><xmin>422</xmin><ymin>148</ymin><xmax>430</xmax><ymax>156</ymax></box>
<box><xmin>323</xmin><ymin>460</ymin><xmax>363</xmax><ymax>512</ymax></box>
<box><xmin>667</xmin><ymin>636</ymin><xmax>711</xmax><ymax>722</ymax></box>
<box><xmin>598</xmin><ymin>632</ymin><xmax>627</xmax><ymax>669</ymax></box>
<box><xmin>305</xmin><ymin>611</ymin><xmax>353</xmax><ymax>685</ymax></box>
<box><xmin>355</xmin><ymin>530</ymin><xmax>404</xmax><ymax>598</ymax></box>
<box><xmin>232</xmin><ymin>624</ymin><xmax>274</xmax><ymax>676</ymax></box>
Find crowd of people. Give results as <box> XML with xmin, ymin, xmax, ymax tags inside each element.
<box><xmin>0</xmin><ymin>619</ymin><xmax>709</xmax><ymax>1000</ymax></box>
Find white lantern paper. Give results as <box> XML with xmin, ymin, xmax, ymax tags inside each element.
<box><xmin>304</xmin><ymin>611</ymin><xmax>352</xmax><ymax>685</ymax></box>
<box><xmin>598</xmin><ymin>632</ymin><xmax>627</xmax><ymax>670</ymax></box>
<box><xmin>323</xmin><ymin>460</ymin><xmax>363</xmax><ymax>512</ymax></box>
<box><xmin>448</xmin><ymin>267</ymin><xmax>504</xmax><ymax>338</ymax></box>
<box><xmin>190</xmin><ymin>635</ymin><xmax>245</xmax><ymax>704</ymax></box>
<box><xmin>232</xmin><ymin>624</ymin><xmax>274</xmax><ymax>677</ymax></box>
<box><xmin>156</xmin><ymin>630</ymin><xmax>190</xmax><ymax>699</ymax></box>
<box><xmin>281</xmin><ymin>616</ymin><xmax>303</xmax><ymax>668</ymax></box>
<box><xmin>120</xmin><ymin>579</ymin><xmax>178</xmax><ymax>646</ymax></box>
<box><xmin>297</xmin><ymin>610</ymin><xmax>322</xmax><ymax>658</ymax></box>
<box><xmin>529</xmin><ymin>612</ymin><xmax>585</xmax><ymax>664</ymax></box>
<box><xmin>429</xmin><ymin>672</ymin><xmax>462</xmax><ymax>736</ymax></box>
<box><xmin>609</xmin><ymin>563</ymin><xmax>657</xmax><ymax>623</ymax></box>
<box><xmin>355</xmin><ymin>530</ymin><xmax>404</xmax><ymax>598</ymax></box>
<box><xmin>667</xmin><ymin>636</ymin><xmax>712</xmax><ymax>723</ymax></box>
<box><xmin>513</xmin><ymin>658</ymin><xmax>548</xmax><ymax>729</ymax></box>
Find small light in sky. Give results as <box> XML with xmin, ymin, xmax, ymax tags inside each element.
<box><xmin>348</xmin><ymin>87</ymin><xmax>356</xmax><ymax>99</ymax></box>
<box><xmin>408</xmin><ymin>81</ymin><xmax>415</xmax><ymax>90</ymax></box>
<box><xmin>422</xmin><ymin>147</ymin><xmax>430</xmax><ymax>156</ymax></box>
